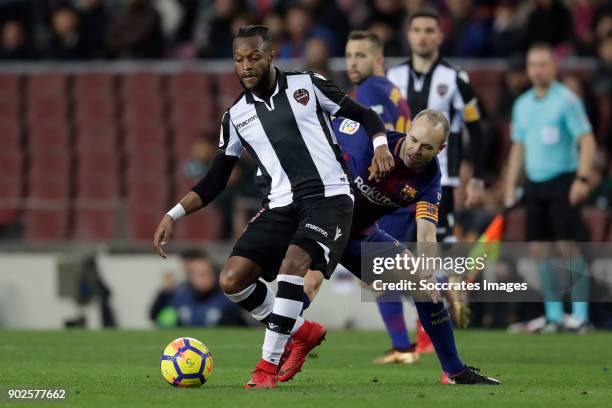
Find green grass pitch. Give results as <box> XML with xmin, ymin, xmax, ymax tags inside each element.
<box><xmin>1</xmin><ymin>329</ymin><xmax>611</xmax><ymax>407</ymax></box>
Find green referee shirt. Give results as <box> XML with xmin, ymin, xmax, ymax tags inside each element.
<box><xmin>511</xmin><ymin>81</ymin><xmax>592</xmax><ymax>182</ymax></box>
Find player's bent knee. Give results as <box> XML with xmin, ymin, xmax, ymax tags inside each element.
<box><xmin>219</xmin><ymin>267</ymin><xmax>250</xmax><ymax>295</ymax></box>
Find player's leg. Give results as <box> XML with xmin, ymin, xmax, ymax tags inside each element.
<box><xmin>336</xmin><ymin>227</ymin><xmax>428</xmax><ymax>365</ymax></box>
<box><xmin>273</xmin><ymin>195</ymin><xmax>353</xmax><ymax>383</ymax></box>
<box><xmin>221</xmin><ymin>257</ymin><xmax>274</xmax><ymax>324</ymax></box>
<box><xmin>261</xmin><ymin>244</ymin><xmax>312</xmax><ymax>366</ymax></box>
<box><xmin>350</xmin><ymin>226</ymin><xmax>500</xmax><ymax>384</ymax></box>
<box><xmin>526</xmin><ymin>180</ymin><xmax>564</xmax><ymax>331</ymax></box>
<box><xmin>245</xmin><ymin>244</ymin><xmax>316</xmax><ymax>389</ymax></box>
<box><xmin>221</xmin><ymin>207</ymin><xmax>295</xmax><ymax>328</ymax></box>
<box><xmin>301</xmin><ymin>234</ymin><xmax>363</xmax><ymax>307</ymax></box>
<box><xmin>413</xmin><ymin>301</ymin><xmax>462</xmax><ymax>373</ymax></box>
<box><xmin>532</xmin><ymin>241</ymin><xmax>562</xmax><ymax>331</ymax></box>
<box><xmin>349</xmin><ymin>227</ymin><xmax>461</xmax><ymax>371</ymax></box>
<box><xmin>303</xmin><ymin>232</ymin><xmax>419</xmax><ymax>365</ymax></box>
<box><xmin>556</xmin><ymin>240</ymin><xmax>590</xmax><ymax>331</ymax></box>
<box><xmin>303</xmin><ymin>269</ymin><xmax>324</xmax><ymax>303</ymax></box>
<box><xmin>416</xmin><ymin>186</ymin><xmax>462</xmax><ymax>352</ymax></box>
<box><xmin>549</xmin><ymin>175</ymin><xmax>590</xmax><ymax>332</ymax></box>
<box><xmin>218</xmin><ymin>204</ymin><xmax>334</xmax><ymax>388</ymax></box>
<box><xmin>383</xmin><ymin>194</ymin><xmax>458</xmax><ymax>354</ymax></box>
<box><xmin>414</xmin><ymin>294</ymin><xmax>500</xmax><ymax>382</ymax></box>
<box><xmin>375</xmin><ymin>208</ymin><xmax>416</xmax><ymax>361</ymax></box>
<box><xmin>373</xmin><ymin>300</ymin><xmax>416</xmax><ymax>363</ymax></box>
<box><xmin>569</xmin><ymin>257</ymin><xmax>590</xmax><ymax>331</ymax></box>
<box><xmin>278</xmin><ymin>236</ymin><xmax>372</xmax><ymax>381</ymax></box>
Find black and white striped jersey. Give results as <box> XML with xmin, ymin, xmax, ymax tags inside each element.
<box><xmin>218</xmin><ymin>68</ymin><xmax>352</xmax><ymax>208</ymax></box>
<box><xmin>387</xmin><ymin>58</ymin><xmax>483</xmax><ymax>187</ymax></box>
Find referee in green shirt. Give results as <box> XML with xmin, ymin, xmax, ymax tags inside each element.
<box><xmin>504</xmin><ymin>42</ymin><xmax>597</xmax><ymax>333</ymax></box>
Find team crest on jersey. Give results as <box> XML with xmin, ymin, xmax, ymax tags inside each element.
<box><xmin>437</xmin><ymin>84</ymin><xmax>448</xmax><ymax>96</ymax></box>
<box><xmin>293</xmin><ymin>88</ymin><xmax>310</xmax><ymax>105</ymax></box>
<box><xmin>339</xmin><ymin>119</ymin><xmax>360</xmax><ymax>135</ymax></box>
<box><xmin>400</xmin><ymin>185</ymin><xmax>417</xmax><ymax>201</ymax></box>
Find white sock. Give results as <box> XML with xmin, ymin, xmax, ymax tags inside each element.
<box><xmin>262</xmin><ymin>275</ymin><xmax>305</xmax><ymax>364</ymax></box>
<box><xmin>225</xmin><ymin>279</ymin><xmax>274</xmax><ymax>322</ymax></box>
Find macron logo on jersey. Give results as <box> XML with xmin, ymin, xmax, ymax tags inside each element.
<box><xmin>236</xmin><ymin>114</ymin><xmax>258</xmax><ymax>130</ymax></box>
<box><xmin>354</xmin><ymin>176</ymin><xmax>397</xmax><ymax>207</ymax></box>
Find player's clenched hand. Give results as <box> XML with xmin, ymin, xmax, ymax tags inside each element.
<box><xmin>153</xmin><ymin>215</ymin><xmax>175</xmax><ymax>259</ymax></box>
<box><xmin>369</xmin><ymin>145</ymin><xmax>395</xmax><ymax>182</ymax></box>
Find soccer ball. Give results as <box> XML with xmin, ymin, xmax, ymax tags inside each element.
<box><xmin>160</xmin><ymin>337</ymin><xmax>213</xmax><ymax>387</ymax></box>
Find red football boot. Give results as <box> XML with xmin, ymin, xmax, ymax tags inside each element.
<box><xmin>415</xmin><ymin>319</ymin><xmax>435</xmax><ymax>353</ymax></box>
<box><xmin>243</xmin><ymin>359</ymin><xmax>279</xmax><ymax>389</ymax></box>
<box><xmin>278</xmin><ymin>320</ymin><xmax>326</xmax><ymax>382</ymax></box>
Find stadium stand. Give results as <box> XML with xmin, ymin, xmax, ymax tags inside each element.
<box><xmin>0</xmin><ymin>73</ymin><xmax>23</xmax><ymax>228</ymax></box>
<box><xmin>0</xmin><ymin>61</ymin><xmax>608</xmax><ymax>245</ymax></box>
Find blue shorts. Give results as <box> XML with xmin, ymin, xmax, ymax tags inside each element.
<box><xmin>339</xmin><ymin>224</ymin><xmax>406</xmax><ymax>285</ymax></box>
<box><xmin>376</xmin><ymin>206</ymin><xmax>416</xmax><ymax>242</ymax></box>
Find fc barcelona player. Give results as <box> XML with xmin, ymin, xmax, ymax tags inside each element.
<box><xmin>281</xmin><ymin>109</ymin><xmax>501</xmax><ymax>385</ymax></box>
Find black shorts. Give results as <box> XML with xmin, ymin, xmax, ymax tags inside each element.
<box><xmin>525</xmin><ymin>173</ymin><xmax>585</xmax><ymax>241</ymax></box>
<box><xmin>437</xmin><ymin>186</ymin><xmax>455</xmax><ymax>242</ymax></box>
<box><xmin>230</xmin><ymin>194</ymin><xmax>354</xmax><ymax>281</ymax></box>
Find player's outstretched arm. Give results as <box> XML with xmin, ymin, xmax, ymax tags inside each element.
<box><xmin>415</xmin><ymin>218</ymin><xmax>442</xmax><ymax>304</ymax></box>
<box><xmin>153</xmin><ymin>191</ymin><xmax>203</xmax><ymax>258</ymax></box>
<box><xmin>310</xmin><ymin>72</ymin><xmax>394</xmax><ymax>181</ymax></box>
<box><xmin>335</xmin><ymin>98</ymin><xmax>394</xmax><ymax>181</ymax></box>
<box><xmin>418</xmin><ymin>217</ymin><xmax>470</xmax><ymax>326</ymax></box>
<box><xmin>153</xmin><ymin>154</ymin><xmax>238</xmax><ymax>258</ymax></box>
<box><xmin>370</xmin><ymin>137</ymin><xmax>395</xmax><ymax>182</ymax></box>
<box><xmin>416</xmin><ymin>218</ymin><xmax>437</xmax><ymax>243</ymax></box>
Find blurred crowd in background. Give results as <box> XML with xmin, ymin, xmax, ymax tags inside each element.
<box><xmin>0</xmin><ymin>1</ymin><xmax>611</xmax><ymax>331</ymax></box>
<box><xmin>0</xmin><ymin>0</ymin><xmax>611</xmax><ymax>61</ymax></box>
<box><xmin>0</xmin><ymin>0</ymin><xmax>610</xmax><ymax>244</ymax></box>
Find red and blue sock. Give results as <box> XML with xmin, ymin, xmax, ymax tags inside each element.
<box><xmin>414</xmin><ymin>301</ymin><xmax>464</xmax><ymax>375</ymax></box>
<box><xmin>376</xmin><ymin>299</ymin><xmax>412</xmax><ymax>350</ymax></box>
